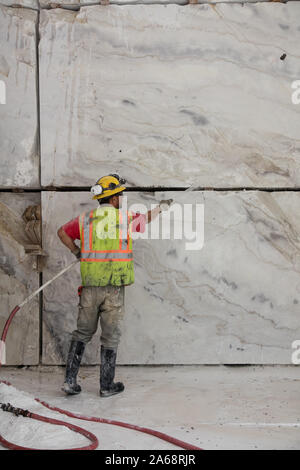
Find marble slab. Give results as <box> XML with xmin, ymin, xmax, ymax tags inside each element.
<box><xmin>2</xmin><ymin>0</ymin><xmax>294</xmax><ymax>8</ymax></box>
<box><xmin>41</xmin><ymin>190</ymin><xmax>300</xmax><ymax>364</ymax></box>
<box><xmin>39</xmin><ymin>0</ymin><xmax>300</xmax><ymax>9</ymax></box>
<box><xmin>41</xmin><ymin>191</ymin><xmax>95</xmax><ymax>364</ymax></box>
<box><xmin>39</xmin><ymin>3</ymin><xmax>300</xmax><ymax>188</ymax></box>
<box><xmin>0</xmin><ymin>193</ymin><xmax>40</xmax><ymax>365</ymax></box>
<box><xmin>0</xmin><ymin>6</ymin><xmax>39</xmax><ymax>188</ymax></box>
<box><xmin>39</xmin><ymin>0</ymin><xmax>185</xmax><ymax>8</ymax></box>
<box><xmin>0</xmin><ymin>1</ymin><xmax>38</xmax><ymax>8</ymax></box>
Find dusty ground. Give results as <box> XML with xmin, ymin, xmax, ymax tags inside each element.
<box><xmin>0</xmin><ymin>365</ymin><xmax>299</xmax><ymax>450</ymax></box>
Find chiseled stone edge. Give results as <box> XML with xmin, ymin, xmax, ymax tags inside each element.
<box><xmin>1</xmin><ymin>0</ymin><xmax>297</xmax><ymax>14</ymax></box>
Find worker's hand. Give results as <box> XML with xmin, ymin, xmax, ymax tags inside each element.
<box><xmin>72</xmin><ymin>246</ymin><xmax>81</xmax><ymax>260</ymax></box>
<box><xmin>159</xmin><ymin>199</ymin><xmax>173</xmax><ymax>212</ymax></box>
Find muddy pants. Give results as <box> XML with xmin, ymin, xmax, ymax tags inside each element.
<box><xmin>71</xmin><ymin>285</ymin><xmax>125</xmax><ymax>349</ymax></box>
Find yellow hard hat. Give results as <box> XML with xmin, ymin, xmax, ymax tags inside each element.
<box><xmin>91</xmin><ymin>174</ymin><xmax>126</xmax><ymax>200</ymax></box>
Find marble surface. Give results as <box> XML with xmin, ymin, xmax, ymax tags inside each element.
<box><xmin>0</xmin><ymin>193</ymin><xmax>40</xmax><ymax>365</ymax></box>
<box><xmin>0</xmin><ymin>0</ymin><xmax>282</xmax><ymax>9</ymax></box>
<box><xmin>39</xmin><ymin>3</ymin><xmax>300</xmax><ymax>188</ymax></box>
<box><xmin>0</xmin><ymin>0</ymin><xmax>38</xmax><ymax>8</ymax></box>
<box><xmin>1</xmin><ymin>365</ymin><xmax>300</xmax><ymax>449</ymax></box>
<box><xmin>0</xmin><ymin>5</ymin><xmax>39</xmax><ymax>188</ymax></box>
<box><xmin>2</xmin><ymin>2</ymin><xmax>300</xmax><ymax>366</ymax></box>
<box><xmin>41</xmin><ymin>190</ymin><xmax>300</xmax><ymax>364</ymax></box>
<box><xmin>2</xmin><ymin>0</ymin><xmax>294</xmax><ymax>9</ymax></box>
<box><xmin>41</xmin><ymin>191</ymin><xmax>95</xmax><ymax>364</ymax></box>
<box><xmin>39</xmin><ymin>0</ymin><xmax>263</xmax><ymax>9</ymax></box>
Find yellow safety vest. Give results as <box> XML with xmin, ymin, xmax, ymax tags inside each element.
<box><xmin>79</xmin><ymin>205</ymin><xmax>134</xmax><ymax>286</ymax></box>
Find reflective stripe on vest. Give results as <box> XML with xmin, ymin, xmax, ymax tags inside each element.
<box><xmin>80</xmin><ymin>207</ymin><xmax>133</xmax><ymax>262</ymax></box>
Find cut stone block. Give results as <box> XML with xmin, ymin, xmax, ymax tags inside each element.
<box><xmin>41</xmin><ymin>191</ymin><xmax>95</xmax><ymax>364</ymax></box>
<box><xmin>0</xmin><ymin>6</ymin><xmax>39</xmax><ymax>188</ymax></box>
<box><xmin>39</xmin><ymin>3</ymin><xmax>300</xmax><ymax>188</ymax></box>
<box><xmin>0</xmin><ymin>193</ymin><xmax>40</xmax><ymax>365</ymax></box>
<box><xmin>39</xmin><ymin>0</ymin><xmax>299</xmax><ymax>8</ymax></box>
<box><xmin>0</xmin><ymin>1</ymin><xmax>38</xmax><ymax>8</ymax></box>
<box><xmin>41</xmin><ymin>190</ymin><xmax>300</xmax><ymax>364</ymax></box>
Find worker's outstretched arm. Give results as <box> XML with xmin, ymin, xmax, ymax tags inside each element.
<box><xmin>146</xmin><ymin>199</ymin><xmax>173</xmax><ymax>223</ymax></box>
<box><xmin>57</xmin><ymin>227</ymin><xmax>81</xmax><ymax>258</ymax></box>
<box><xmin>146</xmin><ymin>206</ymin><xmax>161</xmax><ymax>223</ymax></box>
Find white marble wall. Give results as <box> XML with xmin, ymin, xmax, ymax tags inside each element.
<box><xmin>38</xmin><ymin>0</ymin><xmax>300</xmax><ymax>9</ymax></box>
<box><xmin>41</xmin><ymin>191</ymin><xmax>95</xmax><ymax>364</ymax></box>
<box><xmin>39</xmin><ymin>3</ymin><xmax>300</xmax><ymax>188</ymax></box>
<box><xmin>38</xmin><ymin>0</ymin><xmax>264</xmax><ymax>8</ymax></box>
<box><xmin>0</xmin><ymin>6</ymin><xmax>39</xmax><ymax>188</ymax></box>
<box><xmin>41</xmin><ymin>190</ymin><xmax>300</xmax><ymax>364</ymax></box>
<box><xmin>0</xmin><ymin>193</ymin><xmax>40</xmax><ymax>365</ymax></box>
<box><xmin>2</xmin><ymin>0</ymin><xmax>299</xmax><ymax>7</ymax></box>
<box><xmin>1</xmin><ymin>2</ymin><xmax>300</xmax><ymax>365</ymax></box>
<box><xmin>0</xmin><ymin>1</ymin><xmax>38</xmax><ymax>8</ymax></box>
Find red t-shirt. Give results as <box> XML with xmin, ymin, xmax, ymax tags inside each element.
<box><xmin>62</xmin><ymin>211</ymin><xmax>146</xmax><ymax>240</ymax></box>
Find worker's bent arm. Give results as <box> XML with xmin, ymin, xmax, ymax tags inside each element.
<box><xmin>57</xmin><ymin>227</ymin><xmax>79</xmax><ymax>254</ymax></box>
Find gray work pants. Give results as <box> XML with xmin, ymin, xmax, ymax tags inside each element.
<box><xmin>72</xmin><ymin>285</ymin><xmax>125</xmax><ymax>349</ymax></box>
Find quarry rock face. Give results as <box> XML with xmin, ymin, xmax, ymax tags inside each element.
<box><xmin>39</xmin><ymin>3</ymin><xmax>300</xmax><ymax>188</ymax></box>
<box><xmin>0</xmin><ymin>5</ymin><xmax>39</xmax><ymax>189</ymax></box>
<box><xmin>42</xmin><ymin>191</ymin><xmax>300</xmax><ymax>364</ymax></box>
<box><xmin>0</xmin><ymin>1</ymin><xmax>38</xmax><ymax>8</ymax></box>
<box><xmin>0</xmin><ymin>193</ymin><xmax>40</xmax><ymax>365</ymax></box>
<box><xmin>1</xmin><ymin>2</ymin><xmax>300</xmax><ymax>364</ymax></box>
<box><xmin>36</xmin><ymin>0</ymin><xmax>300</xmax><ymax>7</ymax></box>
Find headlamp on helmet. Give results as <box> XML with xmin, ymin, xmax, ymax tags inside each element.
<box><xmin>91</xmin><ymin>184</ymin><xmax>103</xmax><ymax>196</ymax></box>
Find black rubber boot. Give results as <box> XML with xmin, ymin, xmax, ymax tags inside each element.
<box><xmin>100</xmin><ymin>346</ymin><xmax>124</xmax><ymax>397</ymax></box>
<box><xmin>62</xmin><ymin>340</ymin><xmax>85</xmax><ymax>395</ymax></box>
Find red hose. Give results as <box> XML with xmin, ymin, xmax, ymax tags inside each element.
<box><xmin>0</xmin><ymin>405</ymin><xmax>99</xmax><ymax>451</ymax></box>
<box><xmin>1</xmin><ymin>306</ymin><xmax>20</xmax><ymax>343</ymax></box>
<box><xmin>0</xmin><ymin>306</ymin><xmax>20</xmax><ymax>367</ymax></box>
<box><xmin>36</xmin><ymin>399</ymin><xmax>201</xmax><ymax>450</ymax></box>
<box><xmin>0</xmin><ymin>305</ymin><xmax>202</xmax><ymax>451</ymax></box>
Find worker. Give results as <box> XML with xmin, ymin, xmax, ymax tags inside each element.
<box><xmin>57</xmin><ymin>174</ymin><xmax>173</xmax><ymax>397</ymax></box>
